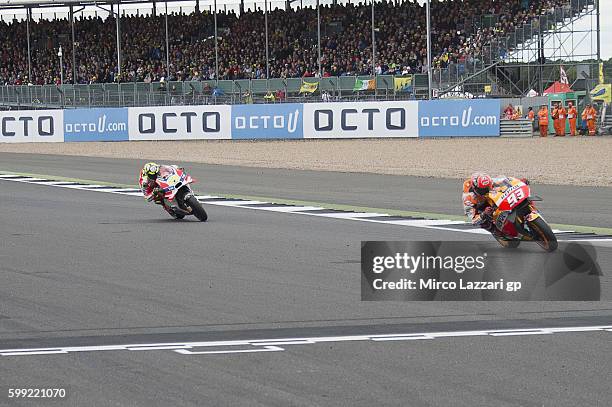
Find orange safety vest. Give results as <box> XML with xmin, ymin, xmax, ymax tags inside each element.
<box><xmin>538</xmin><ymin>109</ymin><xmax>549</xmax><ymax>124</ymax></box>
<box><xmin>558</xmin><ymin>107</ymin><xmax>567</xmax><ymax>120</ymax></box>
<box><xmin>582</xmin><ymin>107</ymin><xmax>596</xmax><ymax>121</ymax></box>
<box><xmin>567</xmin><ymin>107</ymin><xmax>577</xmax><ymax>119</ymax></box>
<box><xmin>551</xmin><ymin>108</ymin><xmax>559</xmax><ymax>120</ymax></box>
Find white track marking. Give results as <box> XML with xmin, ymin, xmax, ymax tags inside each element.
<box><xmin>209</xmin><ymin>200</ymin><xmax>268</xmax><ymax>206</ymax></box>
<box><xmin>1</xmin><ymin>350</ymin><xmax>69</xmax><ymax>356</ymax></box>
<box><xmin>1</xmin><ymin>325</ymin><xmax>610</xmax><ymax>358</ymax></box>
<box><xmin>382</xmin><ymin>219</ymin><xmax>468</xmax><ymax>226</ymax></box>
<box><xmin>2</xmin><ymin>174</ymin><xmax>611</xmax><ymax>242</ymax></box>
<box><xmin>195</xmin><ymin>195</ymin><xmax>224</xmax><ymax>200</ymax></box>
<box><xmin>370</xmin><ymin>335</ymin><xmax>433</xmax><ymax>341</ymax></box>
<box><xmin>306</xmin><ymin>212</ymin><xmax>392</xmax><ymax>218</ymax></box>
<box><xmin>175</xmin><ymin>345</ymin><xmax>284</xmax><ymax>355</ymax></box>
<box><xmin>233</xmin><ymin>206</ymin><xmax>325</xmax><ymax>213</ymax></box>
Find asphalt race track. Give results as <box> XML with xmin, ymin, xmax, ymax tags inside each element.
<box><xmin>1</xmin><ymin>152</ymin><xmax>612</xmax><ymax>228</ymax></box>
<box><xmin>1</xmin><ymin>153</ymin><xmax>612</xmax><ymax>406</ymax></box>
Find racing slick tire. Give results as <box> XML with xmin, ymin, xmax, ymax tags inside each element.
<box><xmin>528</xmin><ymin>217</ymin><xmax>558</xmax><ymax>252</ymax></box>
<box><xmin>186</xmin><ymin>196</ymin><xmax>208</xmax><ymax>222</ymax></box>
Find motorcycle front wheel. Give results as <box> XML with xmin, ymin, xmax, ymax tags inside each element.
<box><xmin>186</xmin><ymin>196</ymin><xmax>208</xmax><ymax>222</ymax></box>
<box><xmin>528</xmin><ymin>217</ymin><xmax>558</xmax><ymax>252</ymax></box>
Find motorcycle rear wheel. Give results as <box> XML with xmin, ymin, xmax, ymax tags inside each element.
<box><xmin>186</xmin><ymin>196</ymin><xmax>208</xmax><ymax>222</ymax></box>
<box><xmin>528</xmin><ymin>217</ymin><xmax>558</xmax><ymax>252</ymax></box>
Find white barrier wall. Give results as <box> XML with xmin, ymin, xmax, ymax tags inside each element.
<box><xmin>0</xmin><ymin>110</ymin><xmax>64</xmax><ymax>143</ymax></box>
<box><xmin>128</xmin><ymin>106</ymin><xmax>232</xmax><ymax>141</ymax></box>
<box><xmin>303</xmin><ymin>101</ymin><xmax>419</xmax><ymax>138</ymax></box>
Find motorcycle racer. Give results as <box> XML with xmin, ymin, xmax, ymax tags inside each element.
<box><xmin>138</xmin><ymin>162</ymin><xmax>207</xmax><ymax>221</ymax></box>
<box><xmin>462</xmin><ymin>173</ymin><xmax>529</xmax><ymax>235</ymax></box>
<box><xmin>139</xmin><ymin>162</ymin><xmax>178</xmax><ymax>217</ymax></box>
<box><xmin>140</xmin><ymin>162</ymin><xmax>162</xmax><ymax>198</ymax></box>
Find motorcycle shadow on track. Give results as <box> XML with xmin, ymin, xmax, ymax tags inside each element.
<box><xmin>98</xmin><ymin>218</ymin><xmax>210</xmax><ymax>225</ymax></box>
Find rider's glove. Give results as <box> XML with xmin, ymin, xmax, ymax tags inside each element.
<box><xmin>520</xmin><ymin>178</ymin><xmax>530</xmax><ymax>185</ymax></box>
<box><xmin>481</xmin><ymin>206</ymin><xmax>494</xmax><ymax>221</ymax></box>
<box><xmin>152</xmin><ymin>188</ymin><xmax>164</xmax><ymax>202</ymax></box>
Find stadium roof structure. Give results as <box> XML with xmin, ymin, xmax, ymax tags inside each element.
<box><xmin>0</xmin><ymin>0</ymin><xmax>216</xmax><ymax>10</ymax></box>
<box><xmin>0</xmin><ymin>0</ymin><xmax>289</xmax><ymax>11</ymax></box>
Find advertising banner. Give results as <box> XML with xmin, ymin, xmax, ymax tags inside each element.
<box><xmin>303</xmin><ymin>101</ymin><xmax>418</xmax><ymax>138</ymax></box>
<box><xmin>64</xmin><ymin>108</ymin><xmax>129</xmax><ymax>142</ymax></box>
<box><xmin>0</xmin><ymin>110</ymin><xmax>64</xmax><ymax>143</ymax></box>
<box><xmin>128</xmin><ymin>105</ymin><xmax>231</xmax><ymax>140</ymax></box>
<box><xmin>231</xmin><ymin>103</ymin><xmax>303</xmax><ymax>139</ymax></box>
<box><xmin>418</xmin><ymin>99</ymin><xmax>501</xmax><ymax>137</ymax></box>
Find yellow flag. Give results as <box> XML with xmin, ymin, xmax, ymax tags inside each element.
<box><xmin>599</xmin><ymin>62</ymin><xmax>605</xmax><ymax>85</ymax></box>
<box><xmin>484</xmin><ymin>85</ymin><xmax>492</xmax><ymax>93</ymax></box>
<box><xmin>300</xmin><ymin>81</ymin><xmax>319</xmax><ymax>94</ymax></box>
<box><xmin>591</xmin><ymin>84</ymin><xmax>611</xmax><ymax>103</ymax></box>
<box><xmin>394</xmin><ymin>76</ymin><xmax>413</xmax><ymax>92</ymax></box>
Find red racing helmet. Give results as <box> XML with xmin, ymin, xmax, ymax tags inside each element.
<box><xmin>471</xmin><ymin>173</ymin><xmax>493</xmax><ymax>196</ymax></box>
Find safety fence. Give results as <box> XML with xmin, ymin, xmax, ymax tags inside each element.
<box><xmin>0</xmin><ymin>99</ymin><xmax>501</xmax><ymax>143</ymax></box>
<box><xmin>0</xmin><ymin>76</ymin><xmax>426</xmax><ymax>109</ymax></box>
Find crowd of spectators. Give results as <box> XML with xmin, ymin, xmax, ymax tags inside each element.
<box><xmin>0</xmin><ymin>0</ymin><xmax>569</xmax><ymax>85</ymax></box>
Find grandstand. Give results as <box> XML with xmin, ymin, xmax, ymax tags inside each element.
<box><xmin>0</xmin><ymin>0</ymin><xmax>602</xmax><ymax>108</ymax></box>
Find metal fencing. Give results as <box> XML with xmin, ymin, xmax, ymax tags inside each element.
<box><xmin>0</xmin><ymin>75</ymin><xmax>431</xmax><ymax>109</ymax></box>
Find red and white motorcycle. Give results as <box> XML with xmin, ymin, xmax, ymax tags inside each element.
<box><xmin>140</xmin><ymin>165</ymin><xmax>208</xmax><ymax>221</ymax></box>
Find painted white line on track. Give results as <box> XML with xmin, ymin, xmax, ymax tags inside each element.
<box><xmin>175</xmin><ymin>345</ymin><xmax>285</xmax><ymax>355</ymax></box>
<box><xmin>384</xmin><ymin>219</ymin><xmax>468</xmax><ymax>226</ymax></box>
<box><xmin>212</xmin><ymin>200</ymin><xmax>268</xmax><ymax>206</ymax></box>
<box><xmin>235</xmin><ymin>206</ymin><xmax>325</xmax><ymax>213</ymax></box>
<box><xmin>488</xmin><ymin>330</ymin><xmax>553</xmax><ymax>337</ymax></box>
<box><xmin>370</xmin><ymin>335</ymin><xmax>433</xmax><ymax>341</ymax></box>
<box><xmin>1</xmin><ymin>325</ymin><xmax>610</xmax><ymax>358</ymax></box>
<box><xmin>2</xmin><ymin>174</ymin><xmax>611</xmax><ymax>242</ymax></box>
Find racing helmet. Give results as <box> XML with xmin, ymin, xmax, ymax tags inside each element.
<box><xmin>471</xmin><ymin>173</ymin><xmax>493</xmax><ymax>196</ymax></box>
<box><xmin>143</xmin><ymin>162</ymin><xmax>160</xmax><ymax>179</ymax></box>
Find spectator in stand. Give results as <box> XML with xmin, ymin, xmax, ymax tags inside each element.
<box><xmin>0</xmin><ymin>0</ymin><xmax>569</xmax><ymax>85</ymax></box>
<box><xmin>264</xmin><ymin>91</ymin><xmax>276</xmax><ymax>102</ymax></box>
<box><xmin>526</xmin><ymin>106</ymin><xmax>535</xmax><ymax>123</ymax></box>
<box><xmin>504</xmin><ymin>104</ymin><xmax>515</xmax><ymax>120</ymax></box>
